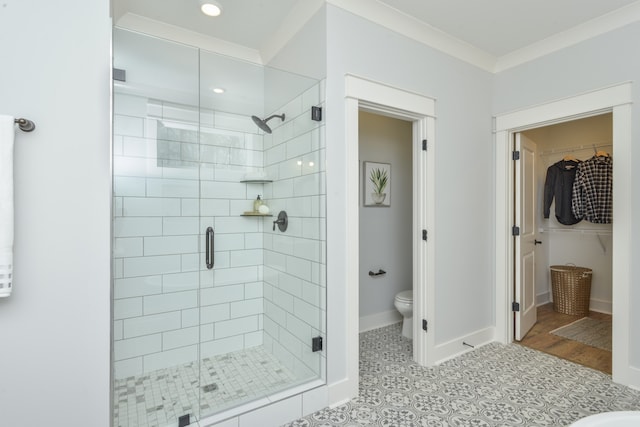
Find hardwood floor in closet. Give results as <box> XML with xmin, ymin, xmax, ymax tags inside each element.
<box><xmin>517</xmin><ymin>303</ymin><xmax>612</xmax><ymax>374</ymax></box>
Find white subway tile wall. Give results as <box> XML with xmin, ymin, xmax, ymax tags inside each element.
<box><xmin>112</xmin><ymin>80</ymin><xmax>326</xmax><ymax>384</ymax></box>
<box><xmin>261</xmin><ymin>82</ymin><xmax>327</xmax><ymax>381</ymax></box>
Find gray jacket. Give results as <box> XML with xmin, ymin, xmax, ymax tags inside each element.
<box><xmin>543</xmin><ymin>160</ymin><xmax>582</xmax><ymax>225</ymax></box>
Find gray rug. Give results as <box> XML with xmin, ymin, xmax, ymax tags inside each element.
<box><xmin>550</xmin><ymin>317</ymin><xmax>612</xmax><ymax>351</ymax></box>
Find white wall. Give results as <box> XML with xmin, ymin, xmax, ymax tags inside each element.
<box><xmin>325</xmin><ymin>4</ymin><xmax>494</xmax><ymax>388</ymax></box>
<box><xmin>266</xmin><ymin>6</ymin><xmax>327</xmax><ymax>83</ymax></box>
<box><xmin>358</xmin><ymin>111</ymin><xmax>412</xmax><ymax>323</ymax></box>
<box><xmin>493</xmin><ymin>22</ymin><xmax>640</xmax><ymax>368</ymax></box>
<box><xmin>0</xmin><ymin>1</ymin><xmax>111</xmax><ymax>426</ymax></box>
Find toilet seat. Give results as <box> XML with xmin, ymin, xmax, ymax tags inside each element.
<box><xmin>395</xmin><ymin>290</ymin><xmax>412</xmax><ymax>302</ymax></box>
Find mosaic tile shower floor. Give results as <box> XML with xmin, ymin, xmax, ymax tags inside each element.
<box><xmin>113</xmin><ymin>346</ymin><xmax>299</xmax><ymax>427</ymax></box>
<box><xmin>285</xmin><ymin>323</ymin><xmax>640</xmax><ymax>427</ymax></box>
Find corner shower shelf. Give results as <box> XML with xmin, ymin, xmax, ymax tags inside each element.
<box><xmin>240</xmin><ymin>179</ymin><xmax>273</xmax><ymax>184</ymax></box>
<box><xmin>241</xmin><ymin>212</ymin><xmax>273</xmax><ymax>217</ymax></box>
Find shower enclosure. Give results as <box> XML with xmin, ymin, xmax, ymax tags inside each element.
<box><xmin>111</xmin><ymin>28</ymin><xmax>326</xmax><ymax>426</ymax></box>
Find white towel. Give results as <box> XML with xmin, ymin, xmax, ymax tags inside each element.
<box><xmin>0</xmin><ymin>115</ymin><xmax>15</xmax><ymax>297</ymax></box>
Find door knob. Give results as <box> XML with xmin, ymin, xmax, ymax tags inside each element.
<box><xmin>534</xmin><ymin>240</ymin><xmax>542</xmax><ymax>245</ymax></box>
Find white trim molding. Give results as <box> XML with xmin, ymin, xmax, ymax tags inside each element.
<box><xmin>328</xmin><ymin>0</ymin><xmax>495</xmax><ymax>72</ymax></box>
<box><xmin>115</xmin><ymin>13</ymin><xmax>262</xmax><ymax>64</ymax></box>
<box><xmin>493</xmin><ymin>82</ymin><xmax>634</xmax><ymax>388</ymax></box>
<box><xmin>330</xmin><ymin>0</ymin><xmax>640</xmax><ymax>73</ymax></box>
<box><xmin>495</xmin><ymin>2</ymin><xmax>640</xmax><ymax>72</ymax></box>
<box><xmin>117</xmin><ymin>2</ymin><xmax>640</xmax><ymax>73</ymax></box>
<box><xmin>432</xmin><ymin>327</ymin><xmax>495</xmax><ymax>365</ymax></box>
<box><xmin>359</xmin><ymin>311</ymin><xmax>402</xmax><ymax>333</ymax></box>
<box><xmin>260</xmin><ymin>0</ymin><xmax>325</xmax><ymax>64</ymax></box>
<box><xmin>344</xmin><ymin>74</ymin><xmax>437</xmax><ymax>402</ymax></box>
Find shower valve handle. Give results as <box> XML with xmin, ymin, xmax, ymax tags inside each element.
<box><xmin>273</xmin><ymin>218</ymin><xmax>285</xmax><ymax>231</ymax></box>
<box><xmin>272</xmin><ymin>211</ymin><xmax>288</xmax><ymax>232</ymax></box>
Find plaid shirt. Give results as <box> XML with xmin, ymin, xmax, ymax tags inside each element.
<box><xmin>571</xmin><ymin>155</ymin><xmax>613</xmax><ymax>224</ymax></box>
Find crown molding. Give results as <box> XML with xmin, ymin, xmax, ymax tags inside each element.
<box><xmin>495</xmin><ymin>1</ymin><xmax>640</xmax><ymax>72</ymax></box>
<box><xmin>115</xmin><ymin>1</ymin><xmax>640</xmax><ymax>74</ymax></box>
<box><xmin>115</xmin><ymin>13</ymin><xmax>263</xmax><ymax>64</ymax></box>
<box><xmin>328</xmin><ymin>0</ymin><xmax>640</xmax><ymax>74</ymax></box>
<box><xmin>260</xmin><ymin>0</ymin><xmax>325</xmax><ymax>64</ymax></box>
<box><xmin>327</xmin><ymin>0</ymin><xmax>497</xmax><ymax>72</ymax></box>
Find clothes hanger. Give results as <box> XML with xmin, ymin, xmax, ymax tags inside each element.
<box><xmin>563</xmin><ymin>154</ymin><xmax>578</xmax><ymax>161</ymax></box>
<box><xmin>592</xmin><ymin>144</ymin><xmax>610</xmax><ymax>157</ymax></box>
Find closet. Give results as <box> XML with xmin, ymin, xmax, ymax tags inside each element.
<box><xmin>523</xmin><ymin>113</ymin><xmax>613</xmax><ymax>317</ymax></box>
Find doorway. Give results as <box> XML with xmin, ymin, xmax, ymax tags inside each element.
<box><xmin>342</xmin><ymin>74</ymin><xmax>436</xmax><ymax>401</ymax></box>
<box><xmin>494</xmin><ymin>82</ymin><xmax>634</xmax><ymax>386</ymax></box>
<box><xmin>358</xmin><ymin>111</ymin><xmax>413</xmax><ymax>336</ymax></box>
<box><xmin>512</xmin><ymin>114</ymin><xmax>613</xmax><ymax>373</ymax></box>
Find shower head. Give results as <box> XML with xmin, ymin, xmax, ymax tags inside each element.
<box><xmin>251</xmin><ymin>113</ymin><xmax>285</xmax><ymax>134</ymax></box>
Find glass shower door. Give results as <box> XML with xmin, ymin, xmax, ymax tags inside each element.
<box><xmin>112</xmin><ymin>28</ymin><xmax>203</xmax><ymax>427</ymax></box>
<box><xmin>197</xmin><ymin>50</ymin><xmax>326</xmax><ymax>420</ymax></box>
<box><xmin>112</xmin><ymin>27</ymin><xmax>326</xmax><ymax>426</ymax></box>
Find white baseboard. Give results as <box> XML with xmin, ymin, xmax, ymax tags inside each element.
<box><xmin>432</xmin><ymin>326</ymin><xmax>495</xmax><ymax>365</ymax></box>
<box><xmin>327</xmin><ymin>377</ymin><xmax>357</xmax><ymax>408</ymax></box>
<box><xmin>615</xmin><ymin>365</ymin><xmax>640</xmax><ymax>391</ymax></box>
<box><xmin>359</xmin><ymin>310</ymin><xmax>402</xmax><ymax>333</ymax></box>
<box><xmin>538</xmin><ymin>292</ymin><xmax>612</xmax><ymax>314</ymax></box>
<box><xmin>536</xmin><ymin>291</ymin><xmax>551</xmax><ymax>306</ymax></box>
<box><xmin>589</xmin><ymin>298</ymin><xmax>612</xmax><ymax>314</ymax></box>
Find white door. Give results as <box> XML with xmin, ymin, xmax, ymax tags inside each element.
<box><xmin>514</xmin><ymin>133</ymin><xmax>537</xmax><ymax>340</ymax></box>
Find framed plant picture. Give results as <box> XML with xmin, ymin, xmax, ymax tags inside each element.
<box><xmin>363</xmin><ymin>161</ymin><xmax>391</xmax><ymax>207</ymax></box>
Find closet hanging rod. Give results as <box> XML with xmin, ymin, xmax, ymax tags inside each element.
<box><xmin>539</xmin><ymin>142</ymin><xmax>611</xmax><ymax>157</ymax></box>
<box><xmin>14</xmin><ymin>117</ymin><xmax>36</xmax><ymax>132</ymax></box>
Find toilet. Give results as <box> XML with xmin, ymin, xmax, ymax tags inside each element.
<box><xmin>394</xmin><ymin>290</ymin><xmax>413</xmax><ymax>339</ymax></box>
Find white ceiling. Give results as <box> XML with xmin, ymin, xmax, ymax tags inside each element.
<box><xmin>112</xmin><ymin>0</ymin><xmax>640</xmax><ymax>67</ymax></box>
<box><xmin>112</xmin><ymin>0</ymin><xmax>300</xmax><ymax>51</ymax></box>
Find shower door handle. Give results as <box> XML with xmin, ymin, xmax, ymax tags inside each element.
<box><xmin>206</xmin><ymin>227</ymin><xmax>214</xmax><ymax>269</ymax></box>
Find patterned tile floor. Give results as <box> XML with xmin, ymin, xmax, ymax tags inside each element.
<box><xmin>285</xmin><ymin>323</ymin><xmax>640</xmax><ymax>426</ymax></box>
<box><xmin>114</xmin><ymin>346</ymin><xmax>299</xmax><ymax>427</ymax></box>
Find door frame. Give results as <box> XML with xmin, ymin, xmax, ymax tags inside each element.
<box><xmin>494</xmin><ymin>82</ymin><xmax>634</xmax><ymax>386</ymax></box>
<box><xmin>343</xmin><ymin>74</ymin><xmax>436</xmax><ymax>397</ymax></box>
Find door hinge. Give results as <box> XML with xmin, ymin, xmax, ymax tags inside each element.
<box><xmin>512</xmin><ymin>225</ymin><xmax>520</xmax><ymax>236</ymax></box>
<box><xmin>422</xmin><ymin>229</ymin><xmax>428</xmax><ymax>241</ymax></box>
<box><xmin>512</xmin><ymin>150</ymin><xmax>520</xmax><ymax>160</ymax></box>
<box><xmin>422</xmin><ymin>319</ymin><xmax>428</xmax><ymax>332</ymax></box>
<box><xmin>178</xmin><ymin>414</ymin><xmax>190</xmax><ymax>427</ymax></box>
<box><xmin>512</xmin><ymin>302</ymin><xmax>520</xmax><ymax>312</ymax></box>
<box><xmin>422</xmin><ymin>139</ymin><xmax>427</xmax><ymax>151</ymax></box>
<box><xmin>113</xmin><ymin>68</ymin><xmax>126</xmax><ymax>82</ymax></box>
<box><xmin>312</xmin><ymin>336</ymin><xmax>323</xmax><ymax>352</ymax></box>
<box><xmin>311</xmin><ymin>106</ymin><xmax>322</xmax><ymax>122</ymax></box>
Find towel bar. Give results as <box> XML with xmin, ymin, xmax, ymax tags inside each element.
<box><xmin>369</xmin><ymin>269</ymin><xmax>386</xmax><ymax>277</ymax></box>
<box><xmin>14</xmin><ymin>118</ymin><xmax>35</xmax><ymax>132</ymax></box>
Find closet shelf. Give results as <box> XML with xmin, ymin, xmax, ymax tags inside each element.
<box><xmin>539</xmin><ymin>143</ymin><xmax>612</xmax><ymax>157</ymax></box>
<box><xmin>540</xmin><ymin>227</ymin><xmax>611</xmax><ymax>235</ymax></box>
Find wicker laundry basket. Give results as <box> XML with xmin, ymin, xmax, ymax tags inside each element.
<box><xmin>550</xmin><ymin>265</ymin><xmax>592</xmax><ymax>316</ymax></box>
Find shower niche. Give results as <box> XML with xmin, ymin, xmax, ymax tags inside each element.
<box><xmin>112</xmin><ymin>28</ymin><xmax>326</xmax><ymax>426</ymax></box>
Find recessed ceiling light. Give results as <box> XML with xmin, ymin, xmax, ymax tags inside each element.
<box><xmin>200</xmin><ymin>0</ymin><xmax>222</xmax><ymax>17</ymax></box>
<box><xmin>212</xmin><ymin>87</ymin><xmax>225</xmax><ymax>94</ymax></box>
